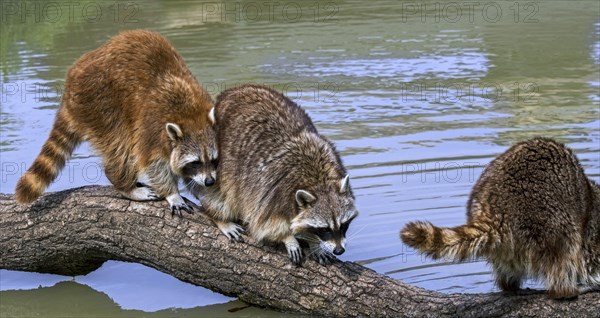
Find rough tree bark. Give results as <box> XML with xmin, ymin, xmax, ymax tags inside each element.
<box><xmin>0</xmin><ymin>186</ymin><xmax>598</xmax><ymax>317</ymax></box>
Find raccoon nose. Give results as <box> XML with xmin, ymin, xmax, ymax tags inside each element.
<box><xmin>204</xmin><ymin>177</ymin><xmax>215</xmax><ymax>186</ymax></box>
<box><xmin>333</xmin><ymin>246</ymin><xmax>345</xmax><ymax>255</ymax></box>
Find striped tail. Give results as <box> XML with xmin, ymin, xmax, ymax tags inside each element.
<box><xmin>400</xmin><ymin>221</ymin><xmax>493</xmax><ymax>261</ymax></box>
<box><xmin>15</xmin><ymin>110</ymin><xmax>80</xmax><ymax>204</ymax></box>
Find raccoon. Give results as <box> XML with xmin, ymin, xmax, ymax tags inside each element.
<box><xmin>401</xmin><ymin>137</ymin><xmax>600</xmax><ymax>299</ymax></box>
<box><xmin>189</xmin><ymin>84</ymin><xmax>358</xmax><ymax>265</ymax></box>
<box><xmin>15</xmin><ymin>30</ymin><xmax>218</xmax><ymax>215</ymax></box>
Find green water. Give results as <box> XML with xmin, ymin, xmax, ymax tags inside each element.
<box><xmin>1</xmin><ymin>0</ymin><xmax>599</xmax><ymax>316</ymax></box>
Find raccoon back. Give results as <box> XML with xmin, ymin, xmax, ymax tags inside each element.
<box><xmin>15</xmin><ymin>30</ymin><xmax>214</xmax><ymax>203</ymax></box>
<box><xmin>468</xmin><ymin>137</ymin><xmax>591</xmax><ymax>250</ymax></box>
<box><xmin>402</xmin><ymin>137</ymin><xmax>597</xmax><ymax>265</ymax></box>
<box><xmin>213</xmin><ymin>85</ymin><xmax>346</xmax><ymax>236</ymax></box>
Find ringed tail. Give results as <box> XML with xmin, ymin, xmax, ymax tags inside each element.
<box><xmin>15</xmin><ymin>110</ymin><xmax>80</xmax><ymax>204</ymax></box>
<box><xmin>400</xmin><ymin>221</ymin><xmax>493</xmax><ymax>261</ymax></box>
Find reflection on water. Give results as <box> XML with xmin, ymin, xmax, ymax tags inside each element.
<box><xmin>0</xmin><ymin>280</ymin><xmax>304</xmax><ymax>318</ymax></box>
<box><xmin>1</xmin><ymin>0</ymin><xmax>599</xmax><ymax>316</ymax></box>
<box><xmin>278</xmin><ymin>52</ymin><xmax>489</xmax><ymax>79</ymax></box>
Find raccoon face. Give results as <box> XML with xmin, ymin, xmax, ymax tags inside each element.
<box><xmin>290</xmin><ymin>175</ymin><xmax>358</xmax><ymax>255</ymax></box>
<box><xmin>166</xmin><ymin>121</ymin><xmax>218</xmax><ymax>187</ymax></box>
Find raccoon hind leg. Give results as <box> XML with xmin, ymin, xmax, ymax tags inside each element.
<box><xmin>103</xmin><ymin>150</ymin><xmax>147</xmax><ymax>200</ymax></box>
<box><xmin>493</xmin><ymin>262</ymin><xmax>525</xmax><ymax>293</ymax></box>
<box><xmin>547</xmin><ymin>279</ymin><xmax>579</xmax><ymax>299</ymax></box>
<box><xmin>544</xmin><ymin>259</ymin><xmax>580</xmax><ymax>299</ymax></box>
<box><xmin>126</xmin><ymin>183</ymin><xmax>160</xmax><ymax>201</ymax></box>
<box><xmin>114</xmin><ymin>170</ymin><xmax>160</xmax><ymax>201</ymax></box>
<box><xmin>200</xmin><ymin>191</ymin><xmax>244</xmax><ymax>240</ymax></box>
<box><xmin>488</xmin><ymin>248</ymin><xmax>529</xmax><ymax>293</ymax></box>
<box><xmin>531</xmin><ymin>242</ymin><xmax>581</xmax><ymax>299</ymax></box>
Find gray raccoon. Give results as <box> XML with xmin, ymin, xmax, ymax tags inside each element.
<box><xmin>401</xmin><ymin>137</ymin><xmax>600</xmax><ymax>299</ymax></box>
<box><xmin>189</xmin><ymin>84</ymin><xmax>359</xmax><ymax>265</ymax></box>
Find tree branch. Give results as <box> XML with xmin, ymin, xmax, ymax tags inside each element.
<box><xmin>1</xmin><ymin>186</ymin><xmax>597</xmax><ymax>317</ymax></box>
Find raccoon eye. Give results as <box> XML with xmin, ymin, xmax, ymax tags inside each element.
<box><xmin>211</xmin><ymin>159</ymin><xmax>218</xmax><ymax>168</ymax></box>
<box><xmin>315</xmin><ymin>227</ymin><xmax>333</xmax><ymax>241</ymax></box>
<box><xmin>187</xmin><ymin>160</ymin><xmax>202</xmax><ymax>168</ymax></box>
<box><xmin>340</xmin><ymin>221</ymin><xmax>350</xmax><ymax>236</ymax></box>
<box><xmin>340</xmin><ymin>215</ymin><xmax>357</xmax><ymax>236</ymax></box>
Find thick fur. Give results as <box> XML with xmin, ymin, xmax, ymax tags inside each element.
<box><xmin>190</xmin><ymin>84</ymin><xmax>358</xmax><ymax>265</ymax></box>
<box><xmin>401</xmin><ymin>137</ymin><xmax>600</xmax><ymax>299</ymax></box>
<box><xmin>15</xmin><ymin>30</ymin><xmax>217</xmax><ymax>214</ymax></box>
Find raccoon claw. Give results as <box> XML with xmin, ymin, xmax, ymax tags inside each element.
<box><xmin>126</xmin><ymin>186</ymin><xmax>159</xmax><ymax>201</ymax></box>
<box><xmin>181</xmin><ymin>196</ymin><xmax>201</xmax><ymax>212</ymax></box>
<box><xmin>313</xmin><ymin>251</ymin><xmax>335</xmax><ymax>265</ymax></box>
<box><xmin>284</xmin><ymin>236</ymin><xmax>303</xmax><ymax>265</ymax></box>
<box><xmin>170</xmin><ymin>206</ymin><xmax>179</xmax><ymax>216</ymax></box>
<box><xmin>167</xmin><ymin>194</ymin><xmax>195</xmax><ymax>217</ymax></box>
<box><xmin>579</xmin><ymin>285</ymin><xmax>600</xmax><ymax>294</ymax></box>
<box><xmin>170</xmin><ymin>202</ymin><xmax>194</xmax><ymax>217</ymax></box>
<box><xmin>217</xmin><ymin>221</ymin><xmax>245</xmax><ymax>242</ymax></box>
<box><xmin>225</xmin><ymin>226</ymin><xmax>244</xmax><ymax>242</ymax></box>
<box><xmin>287</xmin><ymin>246</ymin><xmax>303</xmax><ymax>266</ymax></box>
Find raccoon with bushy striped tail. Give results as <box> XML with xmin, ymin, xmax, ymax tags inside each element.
<box><xmin>401</xmin><ymin>137</ymin><xmax>600</xmax><ymax>299</ymax></box>
<box><xmin>15</xmin><ymin>30</ymin><xmax>218</xmax><ymax>215</ymax></box>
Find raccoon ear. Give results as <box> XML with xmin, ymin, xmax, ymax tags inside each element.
<box><xmin>295</xmin><ymin>189</ymin><xmax>316</xmax><ymax>207</ymax></box>
<box><xmin>208</xmin><ymin>107</ymin><xmax>216</xmax><ymax>125</ymax></box>
<box><xmin>340</xmin><ymin>174</ymin><xmax>350</xmax><ymax>194</ymax></box>
<box><xmin>166</xmin><ymin>123</ymin><xmax>183</xmax><ymax>141</ymax></box>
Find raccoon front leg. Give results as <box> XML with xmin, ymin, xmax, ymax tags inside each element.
<box><xmin>284</xmin><ymin>235</ymin><xmax>303</xmax><ymax>266</ymax></box>
<box><xmin>145</xmin><ymin>161</ymin><xmax>198</xmax><ymax>216</ymax></box>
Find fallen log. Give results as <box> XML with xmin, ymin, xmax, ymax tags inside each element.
<box><xmin>0</xmin><ymin>186</ymin><xmax>598</xmax><ymax>317</ymax></box>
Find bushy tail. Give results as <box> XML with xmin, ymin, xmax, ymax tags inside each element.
<box><xmin>400</xmin><ymin>221</ymin><xmax>493</xmax><ymax>261</ymax></box>
<box><xmin>15</xmin><ymin>110</ymin><xmax>80</xmax><ymax>204</ymax></box>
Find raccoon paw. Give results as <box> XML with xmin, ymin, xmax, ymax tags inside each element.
<box><xmin>311</xmin><ymin>249</ymin><xmax>335</xmax><ymax>265</ymax></box>
<box><xmin>182</xmin><ymin>196</ymin><xmax>202</xmax><ymax>211</ymax></box>
<box><xmin>125</xmin><ymin>185</ymin><xmax>160</xmax><ymax>201</ymax></box>
<box><xmin>284</xmin><ymin>237</ymin><xmax>303</xmax><ymax>266</ymax></box>
<box><xmin>216</xmin><ymin>221</ymin><xmax>245</xmax><ymax>242</ymax></box>
<box><xmin>287</xmin><ymin>245</ymin><xmax>303</xmax><ymax>266</ymax></box>
<box><xmin>167</xmin><ymin>194</ymin><xmax>196</xmax><ymax>217</ymax></box>
<box><xmin>579</xmin><ymin>285</ymin><xmax>600</xmax><ymax>294</ymax></box>
<box><xmin>548</xmin><ymin>286</ymin><xmax>579</xmax><ymax>300</ymax></box>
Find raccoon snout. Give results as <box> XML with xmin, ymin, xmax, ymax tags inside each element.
<box><xmin>204</xmin><ymin>177</ymin><xmax>215</xmax><ymax>186</ymax></box>
<box><xmin>333</xmin><ymin>246</ymin><xmax>345</xmax><ymax>255</ymax></box>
